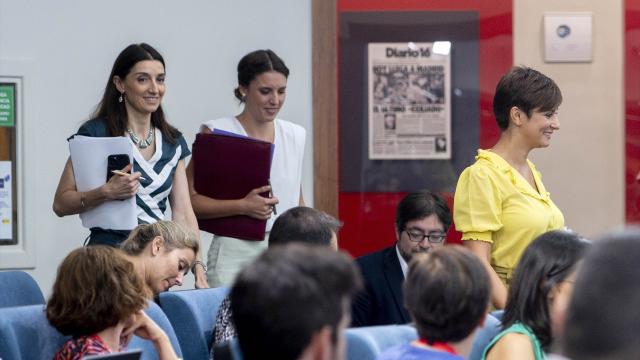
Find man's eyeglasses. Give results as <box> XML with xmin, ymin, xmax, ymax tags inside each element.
<box><xmin>404</xmin><ymin>229</ymin><xmax>446</xmax><ymax>244</ymax></box>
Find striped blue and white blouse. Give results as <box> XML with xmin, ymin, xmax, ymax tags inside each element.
<box><xmin>76</xmin><ymin>118</ymin><xmax>191</xmax><ymax>225</ymax></box>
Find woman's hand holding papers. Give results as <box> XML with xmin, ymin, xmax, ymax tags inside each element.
<box><xmin>242</xmin><ymin>185</ymin><xmax>278</xmax><ymax>220</ymax></box>
<box><xmin>104</xmin><ymin>163</ymin><xmax>142</xmax><ymax>200</ymax></box>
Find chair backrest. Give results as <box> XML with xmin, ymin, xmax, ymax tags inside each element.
<box><xmin>0</xmin><ymin>270</ymin><xmax>45</xmax><ymax>308</ymax></box>
<box><xmin>345</xmin><ymin>315</ymin><xmax>501</xmax><ymax>360</ymax></box>
<box><xmin>345</xmin><ymin>324</ymin><xmax>418</xmax><ymax>360</ymax></box>
<box><xmin>158</xmin><ymin>287</ymin><xmax>230</xmax><ymax>360</ymax></box>
<box><xmin>127</xmin><ymin>301</ymin><xmax>183</xmax><ymax>360</ymax></box>
<box><xmin>0</xmin><ymin>304</ymin><xmax>69</xmax><ymax>360</ymax></box>
<box><xmin>468</xmin><ymin>313</ymin><xmax>502</xmax><ymax>360</ymax></box>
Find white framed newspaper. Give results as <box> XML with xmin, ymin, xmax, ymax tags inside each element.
<box><xmin>368</xmin><ymin>42</ymin><xmax>451</xmax><ymax>160</ymax></box>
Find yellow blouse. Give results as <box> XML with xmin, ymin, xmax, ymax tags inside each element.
<box><xmin>454</xmin><ymin>150</ymin><xmax>564</xmax><ymax>283</ymax></box>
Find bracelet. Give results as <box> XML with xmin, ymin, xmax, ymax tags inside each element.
<box><xmin>80</xmin><ymin>192</ymin><xmax>86</xmax><ymax>209</ymax></box>
<box><xmin>192</xmin><ymin>260</ymin><xmax>207</xmax><ymax>274</ymax></box>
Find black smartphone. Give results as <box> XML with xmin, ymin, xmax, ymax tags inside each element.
<box><xmin>106</xmin><ymin>154</ymin><xmax>131</xmax><ymax>182</ymax></box>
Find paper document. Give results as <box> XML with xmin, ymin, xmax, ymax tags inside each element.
<box><xmin>68</xmin><ymin>135</ymin><xmax>137</xmax><ymax>230</ymax></box>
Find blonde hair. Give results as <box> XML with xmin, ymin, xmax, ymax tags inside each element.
<box><xmin>120</xmin><ymin>221</ymin><xmax>199</xmax><ymax>255</ymax></box>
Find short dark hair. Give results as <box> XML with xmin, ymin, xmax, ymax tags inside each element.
<box><xmin>395</xmin><ymin>190</ymin><xmax>451</xmax><ymax>232</ymax></box>
<box><xmin>231</xmin><ymin>244</ymin><xmax>362</xmax><ymax>360</ymax></box>
<box><xmin>269</xmin><ymin>206</ymin><xmax>341</xmax><ymax>247</ymax></box>
<box><xmin>404</xmin><ymin>246</ymin><xmax>489</xmax><ymax>342</ymax></box>
<box><xmin>91</xmin><ymin>43</ymin><xmax>181</xmax><ymax>144</ymax></box>
<box><xmin>502</xmin><ymin>230</ymin><xmax>590</xmax><ymax>351</ymax></box>
<box><xmin>234</xmin><ymin>49</ymin><xmax>290</xmax><ymax>102</ymax></box>
<box><xmin>493</xmin><ymin>66</ymin><xmax>562</xmax><ymax>131</ymax></box>
<box><xmin>563</xmin><ymin>229</ymin><xmax>640</xmax><ymax>360</ymax></box>
<box><xmin>46</xmin><ymin>246</ymin><xmax>151</xmax><ymax>336</ymax></box>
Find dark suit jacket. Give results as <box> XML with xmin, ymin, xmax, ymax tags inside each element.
<box><xmin>351</xmin><ymin>245</ymin><xmax>411</xmax><ymax>327</ymax></box>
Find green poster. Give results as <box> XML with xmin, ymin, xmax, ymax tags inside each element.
<box><xmin>0</xmin><ymin>84</ymin><xmax>16</xmax><ymax>127</ymax></box>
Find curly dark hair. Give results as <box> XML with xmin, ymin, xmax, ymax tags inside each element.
<box><xmin>46</xmin><ymin>246</ymin><xmax>151</xmax><ymax>336</ymax></box>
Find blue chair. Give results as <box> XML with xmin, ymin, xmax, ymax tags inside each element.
<box><xmin>0</xmin><ymin>304</ymin><xmax>69</xmax><ymax>360</ymax></box>
<box><xmin>0</xmin><ymin>270</ymin><xmax>45</xmax><ymax>308</ymax></box>
<box><xmin>158</xmin><ymin>287</ymin><xmax>230</xmax><ymax>360</ymax></box>
<box><xmin>345</xmin><ymin>314</ymin><xmax>501</xmax><ymax>360</ymax></box>
<box><xmin>127</xmin><ymin>301</ymin><xmax>183</xmax><ymax>360</ymax></box>
<box><xmin>469</xmin><ymin>313</ymin><xmax>502</xmax><ymax>360</ymax></box>
<box><xmin>345</xmin><ymin>324</ymin><xmax>418</xmax><ymax>360</ymax></box>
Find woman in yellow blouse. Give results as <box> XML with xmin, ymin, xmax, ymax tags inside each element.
<box><xmin>454</xmin><ymin>66</ymin><xmax>565</xmax><ymax>309</ymax></box>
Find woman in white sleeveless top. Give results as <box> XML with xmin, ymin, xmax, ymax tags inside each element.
<box><xmin>186</xmin><ymin>50</ymin><xmax>305</xmax><ymax>286</ymax></box>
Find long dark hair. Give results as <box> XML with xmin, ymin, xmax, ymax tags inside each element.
<box><xmin>502</xmin><ymin>230</ymin><xmax>590</xmax><ymax>351</ymax></box>
<box><xmin>90</xmin><ymin>43</ymin><xmax>180</xmax><ymax>144</ymax></box>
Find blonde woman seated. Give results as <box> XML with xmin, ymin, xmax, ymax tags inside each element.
<box><xmin>46</xmin><ymin>246</ymin><xmax>179</xmax><ymax>360</ymax></box>
<box><xmin>120</xmin><ymin>220</ymin><xmax>200</xmax><ymax>294</ymax></box>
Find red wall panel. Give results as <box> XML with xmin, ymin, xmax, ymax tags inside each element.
<box><xmin>337</xmin><ymin>1</ymin><xmax>512</xmax><ymax>257</ymax></box>
<box><xmin>626</xmin><ymin>2</ymin><xmax>640</xmax><ymax>222</ymax></box>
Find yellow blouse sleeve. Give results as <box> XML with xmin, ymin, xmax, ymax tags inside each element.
<box><xmin>454</xmin><ymin>166</ymin><xmax>504</xmax><ymax>243</ymax></box>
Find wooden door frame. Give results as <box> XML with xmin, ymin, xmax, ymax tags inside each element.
<box><xmin>312</xmin><ymin>0</ymin><xmax>338</xmax><ymax>217</ymax></box>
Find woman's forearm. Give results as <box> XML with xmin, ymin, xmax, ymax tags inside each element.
<box><xmin>154</xmin><ymin>333</ymin><xmax>179</xmax><ymax>360</ymax></box>
<box><xmin>190</xmin><ymin>195</ymin><xmax>248</xmax><ymax>219</ymax></box>
<box><xmin>53</xmin><ymin>186</ymin><xmax>110</xmax><ymax>216</ymax></box>
<box><xmin>487</xmin><ymin>263</ymin><xmax>508</xmax><ymax>309</ymax></box>
<box><xmin>463</xmin><ymin>239</ymin><xmax>508</xmax><ymax>309</ymax></box>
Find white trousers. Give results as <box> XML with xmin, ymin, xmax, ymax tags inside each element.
<box><xmin>206</xmin><ymin>234</ymin><xmax>269</xmax><ymax>287</ymax></box>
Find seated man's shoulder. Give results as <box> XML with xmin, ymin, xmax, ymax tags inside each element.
<box><xmin>356</xmin><ymin>246</ymin><xmax>394</xmax><ymax>270</ymax></box>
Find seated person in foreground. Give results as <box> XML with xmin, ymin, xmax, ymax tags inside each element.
<box><xmin>483</xmin><ymin>230</ymin><xmax>589</xmax><ymax>360</ymax></box>
<box><xmin>562</xmin><ymin>229</ymin><xmax>640</xmax><ymax>360</ymax></box>
<box><xmin>46</xmin><ymin>246</ymin><xmax>179</xmax><ymax>360</ymax></box>
<box><xmin>378</xmin><ymin>246</ymin><xmax>490</xmax><ymax>360</ymax></box>
<box><xmin>231</xmin><ymin>244</ymin><xmax>362</xmax><ymax>360</ymax></box>
<box><xmin>120</xmin><ymin>220</ymin><xmax>200</xmax><ymax>294</ymax></box>
<box><xmin>351</xmin><ymin>190</ymin><xmax>452</xmax><ymax>327</ymax></box>
<box><xmin>210</xmin><ymin>205</ymin><xmax>341</xmax><ymax>355</ymax></box>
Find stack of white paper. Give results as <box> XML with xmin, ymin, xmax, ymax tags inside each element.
<box><xmin>69</xmin><ymin>135</ymin><xmax>137</xmax><ymax>230</ymax></box>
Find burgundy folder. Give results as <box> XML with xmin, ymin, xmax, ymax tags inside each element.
<box><xmin>192</xmin><ymin>133</ymin><xmax>272</xmax><ymax>241</ymax></box>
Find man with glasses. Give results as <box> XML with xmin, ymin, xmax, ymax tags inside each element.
<box><xmin>351</xmin><ymin>190</ymin><xmax>452</xmax><ymax>327</ymax></box>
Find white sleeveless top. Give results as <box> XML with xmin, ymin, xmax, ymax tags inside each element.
<box><xmin>201</xmin><ymin>116</ymin><xmax>306</xmax><ymax>231</ymax></box>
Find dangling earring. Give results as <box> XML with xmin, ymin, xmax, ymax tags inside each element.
<box><xmin>119</xmin><ymin>92</ymin><xmax>124</xmax><ymax>103</ymax></box>
<box><xmin>241</xmin><ymin>93</ymin><xmax>246</xmax><ymax>101</ymax></box>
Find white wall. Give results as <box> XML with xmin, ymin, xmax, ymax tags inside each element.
<box><xmin>514</xmin><ymin>0</ymin><xmax>625</xmax><ymax>239</ymax></box>
<box><xmin>0</xmin><ymin>0</ymin><xmax>313</xmax><ymax>294</ymax></box>
<box><xmin>0</xmin><ymin>0</ymin><xmax>627</xmax><ymax>295</ymax></box>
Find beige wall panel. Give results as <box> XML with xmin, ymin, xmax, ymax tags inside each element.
<box><xmin>513</xmin><ymin>0</ymin><xmax>624</xmax><ymax>239</ymax></box>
